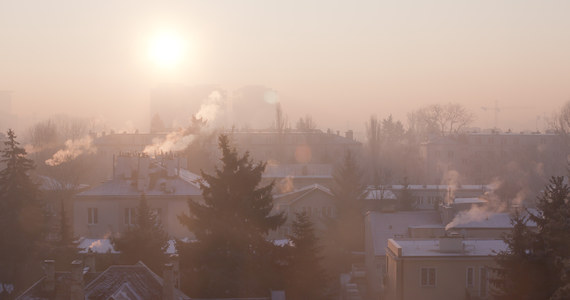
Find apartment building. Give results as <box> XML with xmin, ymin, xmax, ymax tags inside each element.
<box><xmin>384</xmin><ymin>237</ymin><xmax>506</xmax><ymax>300</ymax></box>
<box><xmin>73</xmin><ymin>154</ymin><xmax>201</xmax><ymax>240</ymax></box>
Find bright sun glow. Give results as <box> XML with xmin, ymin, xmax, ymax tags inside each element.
<box><xmin>148</xmin><ymin>32</ymin><xmax>185</xmax><ymax>68</ymax></box>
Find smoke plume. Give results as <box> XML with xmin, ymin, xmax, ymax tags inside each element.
<box><xmin>45</xmin><ymin>136</ymin><xmax>96</xmax><ymax>166</ymax></box>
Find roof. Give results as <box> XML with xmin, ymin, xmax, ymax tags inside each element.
<box><xmin>446</xmin><ymin>212</ymin><xmax>537</xmax><ymax>229</ymax></box>
<box><xmin>389</xmin><ymin>238</ymin><xmax>507</xmax><ymax>257</ymax></box>
<box><xmin>367</xmin><ymin>211</ymin><xmax>442</xmax><ymax>256</ymax></box>
<box><xmin>78</xmin><ymin>239</ymin><xmax>178</xmax><ymax>254</ymax></box>
<box><xmin>273</xmin><ymin>183</ymin><xmax>333</xmax><ymax>206</ymax></box>
<box><xmin>454</xmin><ymin>197</ymin><xmax>487</xmax><ymax>204</ymax></box>
<box><xmin>373</xmin><ymin>184</ymin><xmax>491</xmax><ymax>191</ymax></box>
<box><xmin>85</xmin><ymin>262</ymin><xmax>189</xmax><ymax>300</ymax></box>
<box><xmin>77</xmin><ymin>169</ymin><xmax>202</xmax><ymax>197</ymax></box>
<box><xmin>365</xmin><ymin>189</ymin><xmax>397</xmax><ymax>200</ymax></box>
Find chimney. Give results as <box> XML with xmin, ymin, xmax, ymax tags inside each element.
<box><xmin>69</xmin><ymin>260</ymin><xmax>84</xmax><ymax>300</ymax></box>
<box><xmin>169</xmin><ymin>254</ymin><xmax>180</xmax><ymax>288</ymax></box>
<box><xmin>165</xmin><ymin>158</ymin><xmax>177</xmax><ymax>177</ymax></box>
<box><xmin>162</xmin><ymin>263</ymin><xmax>175</xmax><ymax>300</ymax></box>
<box><xmin>42</xmin><ymin>260</ymin><xmax>55</xmax><ymax>294</ymax></box>
<box><xmin>84</xmin><ymin>252</ymin><xmax>96</xmax><ymax>273</ymax></box>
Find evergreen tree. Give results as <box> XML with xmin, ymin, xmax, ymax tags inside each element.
<box><xmin>178</xmin><ymin>134</ymin><xmax>285</xmax><ymax>298</ymax></box>
<box><xmin>492</xmin><ymin>176</ymin><xmax>570</xmax><ymax>299</ymax></box>
<box><xmin>47</xmin><ymin>194</ymin><xmax>80</xmax><ymax>270</ymax></box>
<box><xmin>330</xmin><ymin>150</ymin><xmax>366</xmax><ymax>254</ymax></box>
<box><xmin>285</xmin><ymin>212</ymin><xmax>329</xmax><ymax>300</ymax></box>
<box><xmin>492</xmin><ymin>212</ymin><xmax>542</xmax><ymax>300</ymax></box>
<box><xmin>112</xmin><ymin>194</ymin><xmax>168</xmax><ymax>273</ymax></box>
<box><xmin>0</xmin><ymin>129</ymin><xmax>44</xmax><ymax>297</ymax></box>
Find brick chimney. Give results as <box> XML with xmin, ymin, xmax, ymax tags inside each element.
<box><xmin>69</xmin><ymin>260</ymin><xmax>84</xmax><ymax>300</ymax></box>
<box><xmin>42</xmin><ymin>260</ymin><xmax>55</xmax><ymax>294</ymax></box>
<box><xmin>162</xmin><ymin>263</ymin><xmax>175</xmax><ymax>300</ymax></box>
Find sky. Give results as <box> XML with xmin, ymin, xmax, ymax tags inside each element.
<box><xmin>1</xmin><ymin>0</ymin><xmax>570</xmax><ymax>135</ymax></box>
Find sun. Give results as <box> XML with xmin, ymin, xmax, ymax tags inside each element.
<box><xmin>148</xmin><ymin>31</ymin><xmax>185</xmax><ymax>68</ymax></box>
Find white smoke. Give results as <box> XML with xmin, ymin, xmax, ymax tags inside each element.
<box><xmin>144</xmin><ymin>91</ymin><xmax>223</xmax><ymax>155</ymax></box>
<box><xmin>196</xmin><ymin>91</ymin><xmax>224</xmax><ymax>124</ymax></box>
<box><xmin>144</xmin><ymin>129</ymin><xmax>196</xmax><ymax>155</ymax></box>
<box><xmin>45</xmin><ymin>136</ymin><xmax>96</xmax><ymax>166</ymax></box>
<box><xmin>445</xmin><ymin>205</ymin><xmax>497</xmax><ymax>230</ymax></box>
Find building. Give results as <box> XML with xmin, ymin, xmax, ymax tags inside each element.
<box><xmin>73</xmin><ymin>154</ymin><xmax>201</xmax><ymax>240</ymax></box>
<box><xmin>384</xmin><ymin>237</ymin><xmax>506</xmax><ymax>300</ymax></box>
<box><xmin>230</xmin><ymin>129</ymin><xmax>362</xmax><ymax>165</ymax></box>
<box><xmin>364</xmin><ymin>211</ymin><xmax>442</xmax><ymax>299</ymax></box>
<box><xmin>419</xmin><ymin>132</ymin><xmax>566</xmax><ymax>185</ymax></box>
<box><xmin>385</xmin><ymin>184</ymin><xmax>490</xmax><ymax>210</ymax></box>
<box><xmin>262</xmin><ymin>163</ymin><xmax>334</xmax><ymax>192</ymax></box>
<box><xmin>269</xmin><ymin>184</ymin><xmax>336</xmax><ymax>240</ymax></box>
<box><xmin>16</xmin><ymin>258</ymin><xmax>189</xmax><ymax>300</ymax></box>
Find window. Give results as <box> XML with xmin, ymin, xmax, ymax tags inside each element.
<box><xmin>88</xmin><ymin>208</ymin><xmax>98</xmax><ymax>225</ymax></box>
<box><xmin>124</xmin><ymin>208</ymin><xmax>135</xmax><ymax>225</ymax></box>
<box><xmin>480</xmin><ymin>267</ymin><xmax>488</xmax><ymax>297</ymax></box>
<box><xmin>466</xmin><ymin>267</ymin><xmax>474</xmax><ymax>287</ymax></box>
<box><xmin>421</xmin><ymin>267</ymin><xmax>436</xmax><ymax>287</ymax></box>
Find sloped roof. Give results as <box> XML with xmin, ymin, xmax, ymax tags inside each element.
<box><xmin>273</xmin><ymin>183</ymin><xmax>333</xmax><ymax>205</ymax></box>
<box><xmin>367</xmin><ymin>211</ymin><xmax>442</xmax><ymax>256</ymax></box>
<box><xmin>77</xmin><ymin>169</ymin><xmax>202</xmax><ymax>197</ymax></box>
<box><xmin>85</xmin><ymin>261</ymin><xmax>189</xmax><ymax>300</ymax></box>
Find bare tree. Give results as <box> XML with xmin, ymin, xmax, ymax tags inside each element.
<box><xmin>296</xmin><ymin>115</ymin><xmax>317</xmax><ymax>131</ymax></box>
<box><xmin>549</xmin><ymin>100</ymin><xmax>570</xmax><ymax>149</ymax></box>
<box><xmin>409</xmin><ymin>103</ymin><xmax>474</xmax><ymax>137</ymax></box>
<box><xmin>365</xmin><ymin>115</ymin><xmax>381</xmax><ymax>170</ymax></box>
<box><xmin>275</xmin><ymin>103</ymin><xmax>289</xmax><ymax>134</ymax></box>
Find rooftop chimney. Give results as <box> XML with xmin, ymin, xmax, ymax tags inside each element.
<box><xmin>84</xmin><ymin>251</ymin><xmax>96</xmax><ymax>273</ymax></box>
<box><xmin>162</xmin><ymin>263</ymin><xmax>175</xmax><ymax>300</ymax></box>
<box><xmin>169</xmin><ymin>254</ymin><xmax>180</xmax><ymax>288</ymax></box>
<box><xmin>70</xmin><ymin>260</ymin><xmax>84</xmax><ymax>300</ymax></box>
<box><xmin>42</xmin><ymin>260</ymin><xmax>55</xmax><ymax>294</ymax></box>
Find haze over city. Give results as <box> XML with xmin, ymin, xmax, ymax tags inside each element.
<box><xmin>2</xmin><ymin>2</ymin><xmax>570</xmax><ymax>300</ymax></box>
<box><xmin>1</xmin><ymin>0</ymin><xmax>570</xmax><ymax>133</ymax></box>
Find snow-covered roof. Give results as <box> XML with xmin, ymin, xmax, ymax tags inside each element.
<box><xmin>77</xmin><ymin>169</ymin><xmax>202</xmax><ymax>197</ymax></box>
<box><xmin>372</xmin><ymin>184</ymin><xmax>491</xmax><ymax>191</ymax></box>
<box><xmin>78</xmin><ymin>238</ymin><xmax>118</xmax><ymax>254</ymax></box>
<box><xmin>446</xmin><ymin>212</ymin><xmax>537</xmax><ymax>229</ymax></box>
<box><xmin>367</xmin><ymin>211</ymin><xmax>442</xmax><ymax>256</ymax></box>
<box><xmin>389</xmin><ymin>239</ymin><xmax>507</xmax><ymax>257</ymax></box>
<box><xmin>273</xmin><ymin>183</ymin><xmax>333</xmax><ymax>205</ymax></box>
<box><xmin>79</xmin><ymin>238</ymin><xmax>182</xmax><ymax>254</ymax></box>
<box><xmin>365</xmin><ymin>189</ymin><xmax>397</xmax><ymax>200</ymax></box>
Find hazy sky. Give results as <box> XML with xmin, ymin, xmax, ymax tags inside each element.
<box><xmin>1</xmin><ymin>0</ymin><xmax>570</xmax><ymax>134</ymax></box>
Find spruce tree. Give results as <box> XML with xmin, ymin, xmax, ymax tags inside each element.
<box><xmin>286</xmin><ymin>212</ymin><xmax>329</xmax><ymax>300</ymax></box>
<box><xmin>492</xmin><ymin>176</ymin><xmax>570</xmax><ymax>299</ymax></box>
<box><xmin>0</xmin><ymin>129</ymin><xmax>44</xmax><ymax>297</ymax></box>
<box><xmin>329</xmin><ymin>150</ymin><xmax>367</xmax><ymax>255</ymax></box>
<box><xmin>112</xmin><ymin>193</ymin><xmax>168</xmax><ymax>273</ymax></box>
<box><xmin>178</xmin><ymin>134</ymin><xmax>285</xmax><ymax>298</ymax></box>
